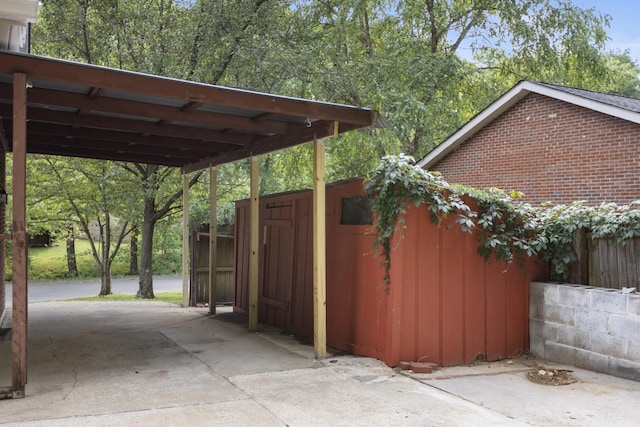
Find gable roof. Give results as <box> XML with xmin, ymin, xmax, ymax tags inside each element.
<box><xmin>0</xmin><ymin>50</ymin><xmax>382</xmax><ymax>173</ymax></box>
<box><xmin>417</xmin><ymin>80</ymin><xmax>640</xmax><ymax>169</ymax></box>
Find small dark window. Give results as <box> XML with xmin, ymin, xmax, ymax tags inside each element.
<box><xmin>341</xmin><ymin>196</ymin><xmax>372</xmax><ymax>225</ymax></box>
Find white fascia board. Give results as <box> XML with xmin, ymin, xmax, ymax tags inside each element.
<box><xmin>0</xmin><ymin>0</ymin><xmax>39</xmax><ymax>25</ymax></box>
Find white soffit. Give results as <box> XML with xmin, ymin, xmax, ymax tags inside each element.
<box><xmin>0</xmin><ymin>0</ymin><xmax>39</xmax><ymax>25</ymax></box>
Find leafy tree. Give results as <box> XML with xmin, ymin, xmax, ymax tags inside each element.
<box><xmin>40</xmin><ymin>157</ymin><xmax>138</xmax><ymax>295</ymax></box>
<box><xmin>119</xmin><ymin>163</ymin><xmax>202</xmax><ymax>299</ymax></box>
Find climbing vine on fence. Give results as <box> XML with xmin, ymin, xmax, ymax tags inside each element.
<box><xmin>364</xmin><ymin>155</ymin><xmax>640</xmax><ymax>291</ymax></box>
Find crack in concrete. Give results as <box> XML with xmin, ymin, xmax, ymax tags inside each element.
<box><xmin>48</xmin><ymin>337</ymin><xmax>78</xmax><ymax>402</ymax></box>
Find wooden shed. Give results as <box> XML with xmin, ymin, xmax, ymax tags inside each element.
<box><xmin>235</xmin><ymin>179</ymin><xmax>546</xmax><ymax>367</ymax></box>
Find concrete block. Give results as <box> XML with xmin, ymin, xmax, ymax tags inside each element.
<box><xmin>627</xmin><ymin>295</ymin><xmax>640</xmax><ymax>316</ymax></box>
<box><xmin>530</xmin><ymin>319</ymin><xmax>557</xmax><ymax>341</ymax></box>
<box><xmin>541</xmin><ymin>283</ymin><xmax>560</xmax><ymax>305</ymax></box>
<box><xmin>542</xmin><ymin>304</ymin><xmax>575</xmax><ymax>326</ymax></box>
<box><xmin>609</xmin><ymin>358</ymin><xmax>640</xmax><ymax>382</ymax></box>
<box><xmin>530</xmin><ymin>282</ymin><xmax>543</xmax><ymax>302</ymax></box>
<box><xmin>530</xmin><ymin>282</ymin><xmax>547</xmax><ymax>304</ymax></box>
<box><xmin>529</xmin><ymin>336</ymin><xmax>545</xmax><ymax>359</ymax></box>
<box><xmin>590</xmin><ymin>290</ymin><xmax>627</xmax><ymax>315</ymax></box>
<box><xmin>557</xmin><ymin>325</ymin><xmax>590</xmax><ymax>349</ymax></box>
<box><xmin>589</xmin><ymin>331</ymin><xmax>628</xmax><ymax>359</ymax></box>
<box><xmin>529</xmin><ymin>300</ymin><xmax>543</xmax><ymax>320</ymax></box>
<box><xmin>558</xmin><ymin>285</ymin><xmax>590</xmax><ymax>308</ymax></box>
<box><xmin>608</xmin><ymin>315</ymin><xmax>640</xmax><ymax>341</ymax></box>
<box><xmin>544</xmin><ymin>341</ymin><xmax>576</xmax><ymax>366</ymax></box>
<box><xmin>574</xmin><ymin>308</ymin><xmax>608</xmax><ymax>333</ymax></box>
<box><xmin>627</xmin><ymin>341</ymin><xmax>640</xmax><ymax>362</ymax></box>
<box><xmin>575</xmin><ymin>349</ymin><xmax>610</xmax><ymax>374</ymax></box>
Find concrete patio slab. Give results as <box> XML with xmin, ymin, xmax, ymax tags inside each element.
<box><xmin>1</xmin><ymin>301</ymin><xmax>639</xmax><ymax>426</ymax></box>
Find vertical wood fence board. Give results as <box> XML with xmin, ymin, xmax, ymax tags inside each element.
<box><xmin>485</xmin><ymin>264</ymin><xmax>507</xmax><ymax>360</ymax></box>
<box><xmin>414</xmin><ymin>205</ymin><xmax>442</xmax><ymax>365</ymax></box>
<box><xmin>588</xmin><ymin>237</ymin><xmax>640</xmax><ymax>289</ymax></box>
<box><xmin>463</xmin><ymin>227</ymin><xmax>488</xmax><ymax>363</ymax></box>
<box><xmin>439</xmin><ymin>214</ymin><xmax>466</xmax><ymax>366</ymax></box>
<box><xmin>398</xmin><ymin>206</ymin><xmax>419</xmax><ymax>361</ymax></box>
<box><xmin>505</xmin><ymin>264</ymin><xmax>528</xmax><ymax>356</ymax></box>
<box><xmin>191</xmin><ymin>234</ymin><xmax>235</xmax><ymax>304</ymax></box>
<box><xmin>290</xmin><ymin>196</ymin><xmax>313</xmax><ymax>337</ymax></box>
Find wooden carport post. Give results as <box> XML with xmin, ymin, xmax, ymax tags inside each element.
<box><xmin>312</xmin><ymin>123</ymin><xmax>336</xmax><ymax>359</ymax></box>
<box><xmin>12</xmin><ymin>72</ymin><xmax>28</xmax><ymax>398</ymax></box>
<box><xmin>248</xmin><ymin>156</ymin><xmax>259</xmax><ymax>331</ymax></box>
<box><xmin>208</xmin><ymin>166</ymin><xmax>217</xmax><ymax>315</ymax></box>
<box><xmin>182</xmin><ymin>173</ymin><xmax>190</xmax><ymax>307</ymax></box>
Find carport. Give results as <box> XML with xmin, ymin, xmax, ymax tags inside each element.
<box><xmin>0</xmin><ymin>50</ymin><xmax>380</xmax><ymax>397</ymax></box>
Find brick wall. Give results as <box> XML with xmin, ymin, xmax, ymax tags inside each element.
<box><xmin>431</xmin><ymin>93</ymin><xmax>640</xmax><ymax>205</ymax></box>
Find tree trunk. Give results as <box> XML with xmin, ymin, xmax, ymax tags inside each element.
<box><xmin>66</xmin><ymin>232</ymin><xmax>78</xmax><ymax>277</ymax></box>
<box><xmin>99</xmin><ymin>220</ymin><xmax>112</xmax><ymax>296</ymax></box>
<box><xmin>137</xmin><ymin>199</ymin><xmax>156</xmax><ymax>299</ymax></box>
<box><xmin>129</xmin><ymin>225</ymin><xmax>139</xmax><ymax>275</ymax></box>
<box><xmin>99</xmin><ymin>264</ymin><xmax>112</xmax><ymax>296</ymax></box>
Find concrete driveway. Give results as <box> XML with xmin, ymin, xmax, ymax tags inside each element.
<box><xmin>1</xmin><ymin>301</ymin><xmax>639</xmax><ymax>426</ymax></box>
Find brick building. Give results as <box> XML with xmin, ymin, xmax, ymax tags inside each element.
<box><xmin>417</xmin><ymin>80</ymin><xmax>640</xmax><ymax>205</ymax></box>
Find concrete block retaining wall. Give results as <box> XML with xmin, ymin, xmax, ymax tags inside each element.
<box><xmin>530</xmin><ymin>282</ymin><xmax>640</xmax><ymax>381</ymax></box>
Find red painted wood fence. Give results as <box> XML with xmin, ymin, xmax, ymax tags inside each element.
<box><xmin>234</xmin><ymin>179</ymin><xmax>546</xmax><ymax>366</ymax></box>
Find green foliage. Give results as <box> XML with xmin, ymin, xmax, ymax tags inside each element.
<box><xmin>539</xmin><ymin>201</ymin><xmax>640</xmax><ymax>279</ymax></box>
<box><xmin>365</xmin><ymin>154</ymin><xmax>473</xmax><ymax>289</ymax></box>
<box><xmin>7</xmin><ymin>240</ymin><xmax>129</xmax><ymax>282</ymax></box>
<box><xmin>365</xmin><ymin>155</ymin><xmax>640</xmax><ymax>289</ymax></box>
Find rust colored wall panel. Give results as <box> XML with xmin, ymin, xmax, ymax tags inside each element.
<box><xmin>439</xmin><ymin>215</ymin><xmax>466</xmax><ymax>366</ymax></box>
<box><xmin>485</xmin><ymin>263</ymin><xmax>508</xmax><ymax>360</ymax></box>
<box><xmin>234</xmin><ymin>180</ymin><xmax>539</xmax><ymax>368</ymax></box>
<box><xmin>414</xmin><ymin>207</ymin><xmax>442</xmax><ymax>365</ymax></box>
<box><xmin>463</xmin><ymin>229</ymin><xmax>489</xmax><ymax>363</ymax></box>
<box><xmin>505</xmin><ymin>265</ymin><xmax>528</xmax><ymax>356</ymax></box>
<box><xmin>289</xmin><ymin>197</ymin><xmax>313</xmax><ymax>337</ymax></box>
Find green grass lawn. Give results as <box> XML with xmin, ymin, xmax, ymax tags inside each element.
<box><xmin>64</xmin><ymin>292</ymin><xmax>183</xmax><ymax>305</ymax></box>
<box><xmin>8</xmin><ymin>239</ymin><xmax>179</xmax><ymax>282</ymax></box>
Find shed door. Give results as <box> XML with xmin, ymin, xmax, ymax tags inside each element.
<box><xmin>260</xmin><ymin>201</ymin><xmax>295</xmax><ymax>330</ymax></box>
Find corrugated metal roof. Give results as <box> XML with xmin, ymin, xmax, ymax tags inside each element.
<box><xmin>0</xmin><ymin>50</ymin><xmax>381</xmax><ymax>172</ymax></box>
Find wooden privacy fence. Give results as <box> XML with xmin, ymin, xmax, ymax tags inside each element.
<box><xmin>588</xmin><ymin>236</ymin><xmax>640</xmax><ymax>289</ymax></box>
<box><xmin>190</xmin><ymin>231</ymin><xmax>234</xmax><ymax>306</ymax></box>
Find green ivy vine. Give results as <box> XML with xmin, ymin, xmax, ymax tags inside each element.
<box><xmin>365</xmin><ymin>155</ymin><xmax>640</xmax><ymax>291</ymax></box>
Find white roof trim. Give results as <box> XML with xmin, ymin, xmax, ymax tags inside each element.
<box><xmin>417</xmin><ymin>80</ymin><xmax>640</xmax><ymax>169</ymax></box>
<box><xmin>0</xmin><ymin>0</ymin><xmax>39</xmax><ymax>25</ymax></box>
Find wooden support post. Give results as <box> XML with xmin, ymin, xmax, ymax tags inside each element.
<box><xmin>182</xmin><ymin>173</ymin><xmax>190</xmax><ymax>308</ymax></box>
<box><xmin>208</xmin><ymin>166</ymin><xmax>218</xmax><ymax>315</ymax></box>
<box><xmin>12</xmin><ymin>72</ymin><xmax>28</xmax><ymax>398</ymax></box>
<box><xmin>248</xmin><ymin>156</ymin><xmax>259</xmax><ymax>331</ymax></box>
<box><xmin>313</xmin><ymin>129</ymin><xmax>329</xmax><ymax>359</ymax></box>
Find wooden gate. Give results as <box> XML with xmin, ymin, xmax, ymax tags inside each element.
<box><xmin>260</xmin><ymin>200</ymin><xmax>296</xmax><ymax>330</ymax></box>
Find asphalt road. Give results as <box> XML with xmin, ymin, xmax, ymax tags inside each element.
<box><xmin>5</xmin><ymin>275</ymin><xmax>183</xmax><ymax>305</ymax></box>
